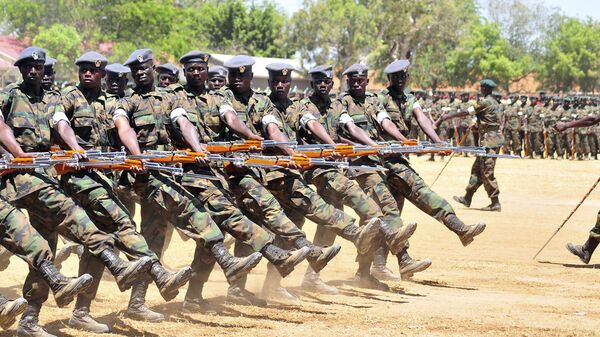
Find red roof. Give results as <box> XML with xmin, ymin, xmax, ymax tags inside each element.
<box><xmin>0</xmin><ymin>35</ymin><xmax>26</xmax><ymax>70</ymax></box>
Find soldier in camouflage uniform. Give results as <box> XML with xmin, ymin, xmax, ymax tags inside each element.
<box><xmin>53</xmin><ymin>52</ymin><xmax>195</xmax><ymax>332</ymax></box>
<box><xmin>219</xmin><ymin>55</ymin><xmax>381</xmax><ymax>300</ymax></box>
<box><xmin>111</xmin><ymin>49</ymin><xmax>263</xmax><ymax>319</ymax></box>
<box><xmin>41</xmin><ymin>57</ymin><xmax>56</xmax><ymax>92</ymax></box>
<box><xmin>545</xmin><ymin>97</ymin><xmax>565</xmax><ymax>159</ymax></box>
<box><xmin>555</xmin><ymin>113</ymin><xmax>600</xmax><ymax>263</ymax></box>
<box><xmin>446</xmin><ymin>79</ymin><xmax>505</xmax><ymax>212</ymax></box>
<box><xmin>272</xmin><ymin>63</ymin><xmax>415</xmax><ymax>290</ymax></box>
<box><xmin>164</xmin><ymin>50</ymin><xmax>311</xmax><ymax>310</ymax></box>
<box><xmin>458</xmin><ymin>92</ymin><xmax>475</xmax><ymax>147</ymax></box>
<box><xmin>574</xmin><ymin>98</ymin><xmax>591</xmax><ymax>160</ymax></box>
<box><xmin>155</xmin><ymin>63</ymin><xmax>180</xmax><ymax>89</ymax></box>
<box><xmin>0</xmin><ymin>47</ymin><xmax>155</xmax><ymax>337</ymax></box>
<box><xmin>376</xmin><ymin>60</ymin><xmax>486</xmax><ymax>275</ymax></box>
<box><xmin>501</xmin><ymin>94</ymin><xmax>521</xmax><ymax>156</ymax></box>
<box><xmin>526</xmin><ymin>96</ymin><xmax>544</xmax><ymax>158</ymax></box>
<box><xmin>559</xmin><ymin>97</ymin><xmax>575</xmax><ymax>158</ymax></box>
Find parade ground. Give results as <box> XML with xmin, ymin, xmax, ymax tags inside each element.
<box><xmin>0</xmin><ymin>156</ymin><xmax>598</xmax><ymax>337</ymax></box>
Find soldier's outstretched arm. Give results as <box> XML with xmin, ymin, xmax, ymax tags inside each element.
<box><xmin>113</xmin><ymin>116</ymin><xmax>142</xmax><ymax>156</ymax></box>
<box><xmin>222</xmin><ymin>110</ymin><xmax>263</xmax><ymax>141</ymax></box>
<box><xmin>305</xmin><ymin>120</ymin><xmax>336</xmax><ymax>145</ymax></box>
<box><xmin>174</xmin><ymin>113</ymin><xmax>205</xmax><ymax>153</ymax></box>
<box><xmin>413</xmin><ymin>107</ymin><xmax>443</xmax><ymax>142</ymax></box>
<box><xmin>265</xmin><ymin>123</ymin><xmax>295</xmax><ymax>156</ymax></box>
<box><xmin>555</xmin><ymin>114</ymin><xmax>600</xmax><ymax>132</ymax></box>
<box><xmin>0</xmin><ymin>119</ymin><xmax>28</xmax><ymax>157</ymax></box>
<box><xmin>343</xmin><ymin>120</ymin><xmax>378</xmax><ymax>146</ymax></box>
<box><xmin>55</xmin><ymin>121</ymin><xmax>85</xmax><ymax>152</ymax></box>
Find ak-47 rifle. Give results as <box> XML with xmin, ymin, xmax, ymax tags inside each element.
<box><xmin>206</xmin><ymin>140</ymin><xmax>297</xmax><ymax>153</ymax></box>
<box><xmin>129</xmin><ymin>150</ymin><xmax>286</xmax><ymax>170</ymax></box>
<box><xmin>243</xmin><ymin>155</ymin><xmax>387</xmax><ymax>172</ymax></box>
<box><xmin>293</xmin><ymin>140</ymin><xmax>429</xmax><ymax>159</ymax></box>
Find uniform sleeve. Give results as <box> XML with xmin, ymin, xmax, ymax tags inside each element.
<box><xmin>113</xmin><ymin>97</ymin><xmax>133</xmax><ymax>121</ymax></box>
<box><xmin>0</xmin><ymin>92</ymin><xmax>7</xmax><ymax>121</ymax></box>
<box><xmin>260</xmin><ymin>99</ymin><xmax>283</xmax><ymax>133</ymax></box>
<box><xmin>375</xmin><ymin>100</ymin><xmax>391</xmax><ymax>126</ymax></box>
<box><xmin>216</xmin><ymin>94</ymin><xmax>236</xmax><ymax>122</ymax></box>
<box><xmin>51</xmin><ymin>93</ymin><xmax>73</xmax><ymax>127</ymax></box>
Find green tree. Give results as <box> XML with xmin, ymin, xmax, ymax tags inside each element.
<box><xmin>538</xmin><ymin>17</ymin><xmax>600</xmax><ymax>93</ymax></box>
<box><xmin>32</xmin><ymin>24</ymin><xmax>82</xmax><ymax>80</ymax></box>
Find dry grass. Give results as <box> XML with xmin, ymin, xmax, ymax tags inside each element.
<box><xmin>1</xmin><ymin>156</ymin><xmax>599</xmax><ymax>337</ymax></box>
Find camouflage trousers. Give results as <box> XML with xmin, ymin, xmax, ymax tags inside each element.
<box><xmin>385</xmin><ymin>157</ymin><xmax>456</xmax><ymax>225</ymax></box>
<box><xmin>546</xmin><ymin>132</ymin><xmax>565</xmax><ymax>157</ymax></box>
<box><xmin>575</xmin><ymin>132</ymin><xmax>591</xmax><ymax>157</ymax></box>
<box><xmin>303</xmin><ymin>168</ymin><xmax>384</xmax><ymax>248</ymax></box>
<box><xmin>60</xmin><ymin>170</ymin><xmax>160</xmax><ymax>309</ymax></box>
<box><xmin>528</xmin><ymin>131</ymin><xmax>544</xmax><ymax>157</ymax></box>
<box><xmin>560</xmin><ymin>132</ymin><xmax>574</xmax><ymax>158</ymax></box>
<box><xmin>0</xmin><ymin>198</ymin><xmax>53</xmax><ymax>269</ymax></box>
<box><xmin>465</xmin><ymin>147</ymin><xmax>500</xmax><ymax>198</ymax></box>
<box><xmin>1</xmin><ymin>171</ymin><xmax>116</xmax><ymax>305</ymax></box>
<box><xmin>589</xmin><ymin>210</ymin><xmax>600</xmax><ymax>240</ymax></box>
<box><xmin>504</xmin><ymin>129</ymin><xmax>522</xmax><ymax>155</ymax></box>
<box><xmin>353</xmin><ymin>170</ymin><xmax>406</xmax><ymax>255</ymax></box>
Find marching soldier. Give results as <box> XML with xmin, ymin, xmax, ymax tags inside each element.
<box><xmin>443</xmin><ymin>79</ymin><xmax>505</xmax><ymax>212</ymax></box>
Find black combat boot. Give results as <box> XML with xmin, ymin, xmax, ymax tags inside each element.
<box><xmin>210</xmin><ymin>242</ymin><xmax>262</xmax><ymax>281</ymax></box>
<box><xmin>397</xmin><ymin>248</ymin><xmax>432</xmax><ymax>280</ymax></box>
<box><xmin>354</xmin><ymin>255</ymin><xmax>389</xmax><ymax>291</ymax></box>
<box><xmin>16</xmin><ymin>301</ymin><xmax>55</xmax><ymax>337</ymax></box>
<box><xmin>379</xmin><ymin>220</ymin><xmax>417</xmax><ymax>254</ymax></box>
<box><xmin>262</xmin><ymin>263</ymin><xmax>300</xmax><ymax>304</ymax></box>
<box><xmin>98</xmin><ymin>250</ymin><xmax>152</xmax><ymax>292</ymax></box>
<box><xmin>444</xmin><ymin>214</ymin><xmax>486</xmax><ymax>246</ymax></box>
<box><xmin>301</xmin><ymin>267</ymin><xmax>338</xmax><ymax>294</ymax></box>
<box><xmin>260</xmin><ymin>244</ymin><xmax>310</xmax><ymax>277</ymax></box>
<box><xmin>566</xmin><ymin>237</ymin><xmax>599</xmax><ymax>264</ymax></box>
<box><xmin>339</xmin><ymin>218</ymin><xmax>381</xmax><ymax>255</ymax></box>
<box><xmin>0</xmin><ymin>295</ymin><xmax>27</xmax><ymax>330</ymax></box>
<box><xmin>370</xmin><ymin>247</ymin><xmax>401</xmax><ymax>281</ymax></box>
<box><xmin>37</xmin><ymin>260</ymin><xmax>93</xmax><ymax>308</ymax></box>
<box><xmin>481</xmin><ymin>197</ymin><xmax>501</xmax><ymax>212</ymax></box>
<box><xmin>149</xmin><ymin>262</ymin><xmax>193</xmax><ymax>301</ymax></box>
<box><xmin>453</xmin><ymin>191</ymin><xmax>474</xmax><ymax>208</ymax></box>
<box><xmin>227</xmin><ymin>281</ymin><xmax>267</xmax><ymax>307</ymax></box>
<box><xmin>183</xmin><ymin>281</ymin><xmax>216</xmax><ymax>314</ymax></box>
<box><xmin>126</xmin><ymin>282</ymin><xmax>164</xmax><ymax>322</ymax></box>
<box><xmin>294</xmin><ymin>237</ymin><xmax>341</xmax><ymax>273</ymax></box>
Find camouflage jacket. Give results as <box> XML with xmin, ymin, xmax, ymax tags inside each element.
<box><xmin>294</xmin><ymin>94</ymin><xmax>344</xmax><ymax>144</ymax></box>
<box><xmin>377</xmin><ymin>87</ymin><xmax>412</xmax><ymax>138</ymax></box>
<box><xmin>114</xmin><ymin>87</ymin><xmax>177</xmax><ymax>150</ymax></box>
<box><xmin>472</xmin><ymin>95</ymin><xmax>505</xmax><ymax>148</ymax></box>
<box><xmin>525</xmin><ymin>104</ymin><xmax>543</xmax><ymax>131</ymax></box>
<box><xmin>59</xmin><ymin>85</ymin><xmax>115</xmax><ymax>150</ymax></box>
<box><xmin>0</xmin><ymin>83</ymin><xmax>61</xmax><ymax>200</ymax></box>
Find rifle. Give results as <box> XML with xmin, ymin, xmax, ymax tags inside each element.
<box><xmin>244</xmin><ymin>155</ymin><xmax>387</xmax><ymax>172</ymax></box>
<box><xmin>293</xmin><ymin>141</ymin><xmax>427</xmax><ymax>159</ymax></box>
<box><xmin>206</xmin><ymin>140</ymin><xmax>297</xmax><ymax>153</ymax></box>
<box><xmin>130</xmin><ymin>150</ymin><xmax>286</xmax><ymax>170</ymax></box>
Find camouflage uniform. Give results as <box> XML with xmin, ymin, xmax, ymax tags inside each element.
<box><xmin>526</xmin><ymin>103</ymin><xmax>544</xmax><ymax>157</ymax></box>
<box><xmin>458</xmin><ymin>100</ymin><xmax>475</xmax><ymax>146</ymax></box>
<box><xmin>545</xmin><ymin>105</ymin><xmax>565</xmax><ymax>158</ymax></box>
<box><xmin>376</xmin><ymin>89</ymin><xmax>461</xmax><ymax>228</ymax></box>
<box><xmin>170</xmin><ymin>85</ymin><xmax>274</xmax><ymax>300</ymax></box>
<box><xmin>112</xmin><ymin>87</ymin><xmax>224</xmax><ymax>253</ymax></box>
<box><xmin>464</xmin><ymin>94</ymin><xmax>505</xmax><ymax>198</ymax></box>
<box><xmin>0</xmin><ymin>83</ymin><xmax>116</xmax><ymax>307</ymax></box>
<box><xmin>558</xmin><ymin>106</ymin><xmax>575</xmax><ymax>158</ymax></box>
<box><xmin>56</xmin><ymin>85</ymin><xmax>160</xmax><ymax>308</ymax></box>
<box><xmin>503</xmin><ymin>102</ymin><xmax>522</xmax><ymax>155</ymax></box>
<box><xmin>287</xmin><ymin>93</ymin><xmax>385</xmax><ymax>248</ymax></box>
<box><xmin>221</xmin><ymin>87</ymin><xmax>356</xmax><ymax>238</ymax></box>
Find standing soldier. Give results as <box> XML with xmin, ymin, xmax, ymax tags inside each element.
<box><xmin>546</xmin><ymin>96</ymin><xmax>565</xmax><ymax>159</ymax></box>
<box><xmin>526</xmin><ymin>96</ymin><xmax>543</xmax><ymax>158</ymax></box>
<box><xmin>207</xmin><ymin>65</ymin><xmax>227</xmax><ymax>91</ymax></box>
<box><xmin>517</xmin><ymin>94</ymin><xmax>529</xmax><ymax>157</ymax></box>
<box><xmin>458</xmin><ymin>92</ymin><xmax>475</xmax><ymax>147</ymax></box>
<box><xmin>502</xmin><ymin>94</ymin><xmax>521</xmax><ymax>156</ymax></box>
<box><xmin>555</xmin><ymin>113</ymin><xmax>599</xmax><ymax>263</ymax></box>
<box><xmin>559</xmin><ymin>97</ymin><xmax>575</xmax><ymax>159</ymax></box>
<box><xmin>444</xmin><ymin>79</ymin><xmax>505</xmax><ymax>212</ymax></box>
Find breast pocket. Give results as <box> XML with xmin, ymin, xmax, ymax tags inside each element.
<box><xmin>132</xmin><ymin>111</ymin><xmax>158</xmax><ymax>146</ymax></box>
<box><xmin>72</xmin><ymin>114</ymin><xmax>96</xmax><ymax>143</ymax></box>
<box><xmin>10</xmin><ymin>113</ymin><xmax>38</xmax><ymax>149</ymax></box>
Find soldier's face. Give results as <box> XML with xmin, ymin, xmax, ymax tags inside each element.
<box><xmin>208</xmin><ymin>76</ymin><xmax>226</xmax><ymax>90</ymax></box>
<box><xmin>228</xmin><ymin>70</ymin><xmax>253</xmax><ymax>94</ymax></box>
<box><xmin>42</xmin><ymin>66</ymin><xmax>55</xmax><ymax>90</ymax></box>
<box><xmin>530</xmin><ymin>98</ymin><xmax>538</xmax><ymax>105</ymax></box>
<box><xmin>130</xmin><ymin>60</ymin><xmax>154</xmax><ymax>87</ymax></box>
<box><xmin>461</xmin><ymin>95</ymin><xmax>469</xmax><ymax>102</ymax></box>
<box><xmin>19</xmin><ymin>61</ymin><xmax>45</xmax><ymax>86</ymax></box>
<box><xmin>157</xmin><ymin>73</ymin><xmax>177</xmax><ymax>88</ymax></box>
<box><xmin>106</xmin><ymin>73</ymin><xmax>128</xmax><ymax>94</ymax></box>
<box><xmin>184</xmin><ymin>62</ymin><xmax>208</xmax><ymax>88</ymax></box>
<box><xmin>347</xmin><ymin>75</ymin><xmax>368</xmax><ymax>98</ymax></box>
<box><xmin>311</xmin><ymin>76</ymin><xmax>333</xmax><ymax>98</ymax></box>
<box><xmin>268</xmin><ymin>74</ymin><xmax>292</xmax><ymax>100</ymax></box>
<box><xmin>79</xmin><ymin>64</ymin><xmax>105</xmax><ymax>90</ymax></box>
<box><xmin>388</xmin><ymin>71</ymin><xmax>408</xmax><ymax>91</ymax></box>
<box><xmin>449</xmin><ymin>93</ymin><xmax>455</xmax><ymax>100</ymax></box>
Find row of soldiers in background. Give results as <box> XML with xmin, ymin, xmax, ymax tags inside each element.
<box><xmin>405</xmin><ymin>91</ymin><xmax>600</xmax><ymax>160</ymax></box>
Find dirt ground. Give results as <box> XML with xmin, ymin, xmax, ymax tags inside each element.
<box><xmin>1</xmin><ymin>156</ymin><xmax>599</xmax><ymax>337</ymax></box>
